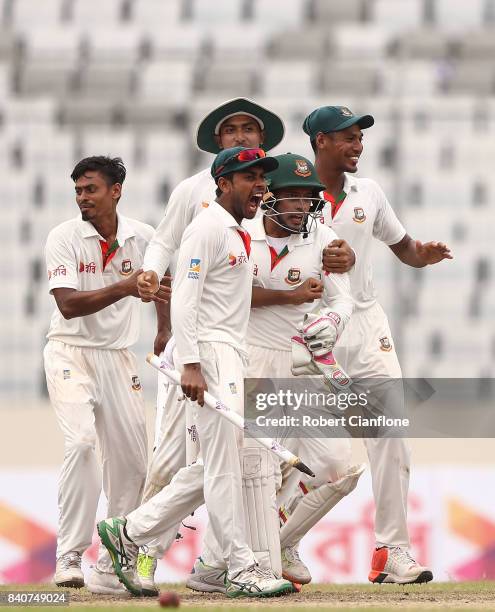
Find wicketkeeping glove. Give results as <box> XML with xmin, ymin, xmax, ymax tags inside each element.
<box><xmin>291</xmin><ymin>336</ymin><xmax>352</xmax><ymax>392</ymax></box>
<box><xmin>301</xmin><ymin>309</ymin><xmax>343</xmax><ymax>357</ymax></box>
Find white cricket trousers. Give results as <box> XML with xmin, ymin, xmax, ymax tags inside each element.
<box><xmin>44</xmin><ymin>340</ymin><xmax>147</xmax><ymax>571</ymax></box>
<box><xmin>246</xmin><ymin>344</ymin><xmax>352</xmax><ymax>489</ymax></box>
<box><xmin>334</xmin><ymin>301</ymin><xmax>411</xmax><ymax>548</ymax></box>
<box><xmin>126</xmin><ymin>341</ymin><xmax>256</xmax><ymax>577</ymax></box>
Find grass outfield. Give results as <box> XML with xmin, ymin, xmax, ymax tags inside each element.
<box><xmin>1</xmin><ymin>582</ymin><xmax>495</xmax><ymax>611</ymax></box>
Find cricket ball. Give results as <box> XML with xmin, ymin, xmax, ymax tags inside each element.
<box><xmin>158</xmin><ymin>591</ymin><xmax>180</xmax><ymax>607</ymax></box>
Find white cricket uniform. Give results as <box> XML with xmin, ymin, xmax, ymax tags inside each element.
<box><xmin>322</xmin><ymin>173</ymin><xmax>411</xmax><ymax>548</ymax></box>
<box><xmin>141</xmin><ymin>169</ymin><xmax>216</xmax><ymax>505</ymax></box>
<box><xmin>126</xmin><ymin>202</ymin><xmax>258</xmax><ymax>577</ymax></box>
<box><xmin>245</xmin><ymin>217</ymin><xmax>354</xmax><ymax>500</ymax></box>
<box><xmin>44</xmin><ymin>213</ymin><xmax>152</xmax><ymax>571</ymax></box>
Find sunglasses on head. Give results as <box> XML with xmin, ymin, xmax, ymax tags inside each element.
<box><xmin>215</xmin><ymin>148</ymin><xmax>266</xmax><ymax>177</ymax></box>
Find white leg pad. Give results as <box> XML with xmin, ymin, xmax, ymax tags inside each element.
<box><xmin>280</xmin><ymin>464</ymin><xmax>366</xmax><ymax>549</ymax></box>
<box><xmin>241</xmin><ymin>441</ymin><xmax>282</xmax><ymax>575</ymax></box>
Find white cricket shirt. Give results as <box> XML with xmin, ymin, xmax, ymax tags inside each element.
<box><xmin>143</xmin><ymin>168</ymin><xmax>216</xmax><ymax>279</ymax></box>
<box><xmin>244</xmin><ymin>216</ymin><xmax>353</xmax><ymax>351</ymax></box>
<box><xmin>321</xmin><ymin>174</ymin><xmax>406</xmax><ymax>310</ymax></box>
<box><xmin>45</xmin><ymin>213</ymin><xmax>154</xmax><ymax>349</ymax></box>
<box><xmin>171</xmin><ymin>201</ymin><xmax>253</xmax><ymax>365</ymax></box>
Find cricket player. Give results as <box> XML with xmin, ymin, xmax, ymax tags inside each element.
<box><xmin>304</xmin><ymin>106</ymin><xmax>452</xmax><ymax>584</ymax></box>
<box><xmin>186</xmin><ymin>153</ymin><xmax>365</xmax><ymax>591</ymax></box>
<box><xmin>44</xmin><ymin>156</ymin><xmax>170</xmax><ymax>594</ymax></box>
<box><xmin>98</xmin><ymin>147</ymin><xmax>294</xmax><ymax>598</ymax></box>
<box><xmin>134</xmin><ymin>98</ymin><xmax>287</xmax><ymax>593</ymax></box>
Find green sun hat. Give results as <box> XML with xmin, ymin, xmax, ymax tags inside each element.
<box><xmin>265</xmin><ymin>153</ymin><xmax>325</xmax><ymax>196</ymax></box>
<box><xmin>211</xmin><ymin>146</ymin><xmax>279</xmax><ymax>181</ymax></box>
<box><xmin>197</xmin><ymin>97</ymin><xmax>285</xmax><ymax>154</ymax></box>
<box><xmin>302</xmin><ymin>106</ymin><xmax>374</xmax><ymax>140</ymax></box>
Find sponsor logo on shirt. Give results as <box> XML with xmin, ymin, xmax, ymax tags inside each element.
<box><xmin>187</xmin><ymin>424</ymin><xmax>198</xmax><ymax>442</ymax></box>
<box><xmin>120</xmin><ymin>259</ymin><xmax>133</xmax><ymax>275</ymax></box>
<box><xmin>228</xmin><ymin>252</ymin><xmax>249</xmax><ymax>267</ymax></box>
<box><xmin>253</xmin><ymin>263</ymin><xmax>258</xmax><ymax>276</ymax></box>
<box><xmin>294</xmin><ymin>159</ymin><xmax>312</xmax><ymax>177</ymax></box>
<box><xmin>63</xmin><ymin>369</ymin><xmax>71</xmax><ymax>380</ymax></box>
<box><xmin>353</xmin><ymin>207</ymin><xmax>366</xmax><ymax>223</ymax></box>
<box><xmin>131</xmin><ymin>375</ymin><xmax>142</xmax><ymax>390</ymax></box>
<box><xmin>229</xmin><ymin>382</ymin><xmax>237</xmax><ymax>395</ymax></box>
<box><xmin>201</xmin><ymin>201</ymin><xmax>210</xmax><ymax>208</ymax></box>
<box><xmin>48</xmin><ymin>264</ymin><xmax>67</xmax><ymax>279</ymax></box>
<box><xmin>379</xmin><ymin>336</ymin><xmax>392</xmax><ymax>352</ymax></box>
<box><xmin>285</xmin><ymin>268</ymin><xmax>301</xmax><ymax>285</ymax></box>
<box><xmin>188</xmin><ymin>258</ymin><xmax>201</xmax><ymax>279</ymax></box>
<box><xmin>79</xmin><ymin>261</ymin><xmax>96</xmax><ymax>273</ymax></box>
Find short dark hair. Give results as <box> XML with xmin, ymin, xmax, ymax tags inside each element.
<box><xmin>310</xmin><ymin>139</ymin><xmax>317</xmax><ymax>154</ymax></box>
<box><xmin>215</xmin><ymin>172</ymin><xmax>234</xmax><ymax>198</ymax></box>
<box><xmin>71</xmin><ymin>156</ymin><xmax>126</xmax><ymax>186</ymax></box>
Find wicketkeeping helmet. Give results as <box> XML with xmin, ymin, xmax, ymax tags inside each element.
<box><xmin>262</xmin><ymin>153</ymin><xmax>326</xmax><ymax>236</ymax></box>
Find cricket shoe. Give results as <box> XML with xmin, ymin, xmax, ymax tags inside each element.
<box><xmin>368</xmin><ymin>546</ymin><xmax>433</xmax><ymax>584</ymax></box>
<box><xmin>281</xmin><ymin>545</ymin><xmax>312</xmax><ymax>585</ymax></box>
<box><xmin>54</xmin><ymin>552</ymin><xmax>84</xmax><ymax>588</ymax></box>
<box><xmin>86</xmin><ymin>566</ymin><xmax>130</xmax><ymax>596</ymax></box>
<box><xmin>137</xmin><ymin>552</ymin><xmax>159</xmax><ymax>597</ymax></box>
<box><xmin>226</xmin><ymin>564</ymin><xmax>293</xmax><ymax>598</ymax></box>
<box><xmin>97</xmin><ymin>517</ymin><xmax>142</xmax><ymax>596</ymax></box>
<box><xmin>186</xmin><ymin>557</ymin><xmax>227</xmax><ymax>593</ymax></box>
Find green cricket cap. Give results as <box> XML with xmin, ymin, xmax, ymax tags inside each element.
<box><xmin>266</xmin><ymin>153</ymin><xmax>325</xmax><ymax>194</ymax></box>
<box><xmin>303</xmin><ymin>106</ymin><xmax>374</xmax><ymax>140</ymax></box>
<box><xmin>211</xmin><ymin>146</ymin><xmax>279</xmax><ymax>181</ymax></box>
<box><xmin>197</xmin><ymin>97</ymin><xmax>285</xmax><ymax>154</ymax></box>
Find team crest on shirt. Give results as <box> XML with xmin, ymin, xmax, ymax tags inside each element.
<box><xmin>63</xmin><ymin>369</ymin><xmax>71</xmax><ymax>380</ymax></box>
<box><xmin>131</xmin><ymin>375</ymin><xmax>142</xmax><ymax>390</ymax></box>
<box><xmin>294</xmin><ymin>159</ymin><xmax>312</xmax><ymax>178</ymax></box>
<box><xmin>201</xmin><ymin>201</ymin><xmax>209</xmax><ymax>208</ymax></box>
<box><xmin>229</xmin><ymin>382</ymin><xmax>237</xmax><ymax>395</ymax></box>
<box><xmin>353</xmin><ymin>207</ymin><xmax>366</xmax><ymax>223</ymax></box>
<box><xmin>188</xmin><ymin>258</ymin><xmax>201</xmax><ymax>279</ymax></box>
<box><xmin>120</xmin><ymin>259</ymin><xmax>133</xmax><ymax>275</ymax></box>
<box><xmin>379</xmin><ymin>336</ymin><xmax>392</xmax><ymax>352</ymax></box>
<box><xmin>285</xmin><ymin>268</ymin><xmax>301</xmax><ymax>285</ymax></box>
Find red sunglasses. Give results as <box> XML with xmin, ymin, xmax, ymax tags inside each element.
<box><xmin>215</xmin><ymin>148</ymin><xmax>266</xmax><ymax>177</ymax></box>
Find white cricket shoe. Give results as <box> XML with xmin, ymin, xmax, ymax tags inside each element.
<box><xmin>137</xmin><ymin>553</ymin><xmax>159</xmax><ymax>597</ymax></box>
<box><xmin>226</xmin><ymin>564</ymin><xmax>293</xmax><ymax>598</ymax></box>
<box><xmin>86</xmin><ymin>566</ymin><xmax>130</xmax><ymax>596</ymax></box>
<box><xmin>281</xmin><ymin>545</ymin><xmax>312</xmax><ymax>584</ymax></box>
<box><xmin>186</xmin><ymin>557</ymin><xmax>227</xmax><ymax>593</ymax></box>
<box><xmin>54</xmin><ymin>552</ymin><xmax>84</xmax><ymax>588</ymax></box>
<box><xmin>369</xmin><ymin>546</ymin><xmax>433</xmax><ymax>584</ymax></box>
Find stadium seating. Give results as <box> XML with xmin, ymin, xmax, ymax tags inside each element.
<box><xmin>0</xmin><ymin>0</ymin><xmax>493</xmax><ymax>403</ymax></box>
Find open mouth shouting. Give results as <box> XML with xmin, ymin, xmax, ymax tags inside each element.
<box><xmin>247</xmin><ymin>191</ymin><xmax>264</xmax><ymax>215</ymax></box>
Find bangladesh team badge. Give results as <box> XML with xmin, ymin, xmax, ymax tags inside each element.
<box><xmin>379</xmin><ymin>337</ymin><xmax>392</xmax><ymax>352</ymax></box>
<box><xmin>131</xmin><ymin>375</ymin><xmax>142</xmax><ymax>390</ymax></box>
<box><xmin>353</xmin><ymin>207</ymin><xmax>366</xmax><ymax>223</ymax></box>
<box><xmin>120</xmin><ymin>259</ymin><xmax>133</xmax><ymax>275</ymax></box>
<box><xmin>294</xmin><ymin>159</ymin><xmax>312</xmax><ymax>177</ymax></box>
<box><xmin>285</xmin><ymin>268</ymin><xmax>301</xmax><ymax>285</ymax></box>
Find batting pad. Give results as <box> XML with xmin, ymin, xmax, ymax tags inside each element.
<box><xmin>241</xmin><ymin>441</ymin><xmax>282</xmax><ymax>575</ymax></box>
<box><xmin>280</xmin><ymin>463</ymin><xmax>366</xmax><ymax>548</ymax></box>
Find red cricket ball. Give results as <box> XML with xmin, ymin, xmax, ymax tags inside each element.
<box><xmin>158</xmin><ymin>591</ymin><xmax>180</xmax><ymax>607</ymax></box>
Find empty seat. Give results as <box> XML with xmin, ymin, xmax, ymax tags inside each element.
<box><xmin>434</xmin><ymin>0</ymin><xmax>484</xmax><ymax>31</ymax></box>
<box><xmin>71</xmin><ymin>0</ymin><xmax>125</xmax><ymax>23</ymax></box>
<box><xmin>372</xmin><ymin>0</ymin><xmax>424</xmax><ymax>32</ymax></box>
<box><xmin>58</xmin><ymin>98</ymin><xmax>120</xmax><ymax>126</ymax></box>
<box><xmin>85</xmin><ymin>27</ymin><xmax>145</xmax><ymax>63</ymax></box>
<box><xmin>391</xmin><ymin>29</ymin><xmax>453</xmax><ymax>59</ymax></box>
<box><xmin>16</xmin><ymin>59</ymin><xmax>76</xmax><ymax>96</ymax></box>
<box><xmin>147</xmin><ymin>26</ymin><xmax>203</xmax><ymax>60</ymax></box>
<box><xmin>320</xmin><ymin>61</ymin><xmax>381</xmax><ymax>96</ymax></box>
<box><xmin>205</xmin><ymin>25</ymin><xmax>266</xmax><ymax>59</ymax></box>
<box><xmin>197</xmin><ymin>60</ymin><xmax>257</xmax><ymax>96</ymax></box>
<box><xmin>457</xmin><ymin>29</ymin><xmax>495</xmax><ymax>60</ymax></box>
<box><xmin>76</xmin><ymin>62</ymin><xmax>136</xmax><ymax>99</ymax></box>
<box><xmin>81</xmin><ymin>129</ymin><xmax>136</xmax><ymax>166</ymax></box>
<box><xmin>138</xmin><ymin>59</ymin><xmax>193</xmax><ymax>103</ymax></box>
<box><xmin>12</xmin><ymin>0</ymin><xmax>63</xmax><ymax>27</ymax></box>
<box><xmin>268</xmin><ymin>28</ymin><xmax>329</xmax><ymax>59</ymax></box>
<box><xmin>330</xmin><ymin>25</ymin><xmax>390</xmax><ymax>60</ymax></box>
<box><xmin>191</xmin><ymin>0</ymin><xmax>244</xmax><ymax>23</ymax></box>
<box><xmin>252</xmin><ymin>0</ymin><xmax>307</xmax><ymax>30</ymax></box>
<box><xmin>132</xmin><ymin>0</ymin><xmax>184</xmax><ymax>26</ymax></box>
<box><xmin>310</xmin><ymin>0</ymin><xmax>368</xmax><ymax>23</ymax></box>
<box><xmin>445</xmin><ymin>61</ymin><xmax>495</xmax><ymax>95</ymax></box>
<box><xmin>262</xmin><ymin>60</ymin><xmax>319</xmax><ymax>99</ymax></box>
